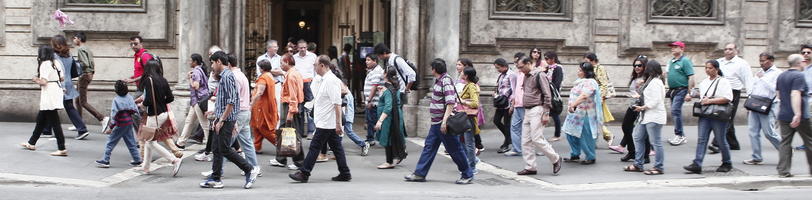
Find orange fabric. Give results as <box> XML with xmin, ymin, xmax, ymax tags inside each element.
<box><xmin>281</xmin><ymin>68</ymin><xmax>304</xmax><ymax>115</ymax></box>
<box><xmin>251</xmin><ymin>73</ymin><xmax>279</xmax><ymax>149</ymax></box>
<box><xmin>253</xmin><ymin>127</ymin><xmax>276</xmax><ymax>151</ymax></box>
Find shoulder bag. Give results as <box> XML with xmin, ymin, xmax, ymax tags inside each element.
<box><xmin>692</xmin><ymin>78</ymin><xmax>733</xmax><ymax>120</ymax></box>
<box><xmin>137</xmin><ymin>78</ymin><xmax>161</xmax><ymax>141</ymax></box>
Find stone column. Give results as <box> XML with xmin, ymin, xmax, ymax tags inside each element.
<box><xmin>178</xmin><ymin>0</ymin><xmax>213</xmax><ymax>86</ymax></box>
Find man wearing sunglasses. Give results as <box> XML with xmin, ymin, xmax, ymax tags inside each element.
<box><xmin>799</xmin><ymin>44</ymin><xmax>812</xmax><ymax>151</ymax></box>
<box><xmin>123</xmin><ymin>36</ymin><xmax>154</xmax><ymax>95</ymax></box>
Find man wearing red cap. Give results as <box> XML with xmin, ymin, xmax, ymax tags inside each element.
<box><xmin>666</xmin><ymin>41</ymin><xmax>695</xmax><ymax>146</ymax></box>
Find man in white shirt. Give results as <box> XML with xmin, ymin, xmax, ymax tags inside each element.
<box><xmin>711</xmin><ymin>43</ymin><xmax>752</xmax><ymax>152</ymax></box>
<box><xmin>373</xmin><ymin>43</ymin><xmax>416</xmax><ymax>96</ymax></box>
<box><xmin>289</xmin><ymin>55</ymin><xmax>351</xmax><ymax>183</ymax></box>
<box><xmin>294</xmin><ymin>40</ymin><xmax>318</xmax><ymax>137</ymax></box>
<box><xmin>743</xmin><ymin>52</ymin><xmax>783</xmax><ymax>165</ymax></box>
<box><xmin>256</xmin><ymin>40</ymin><xmax>284</xmax><ymax>125</ymax></box>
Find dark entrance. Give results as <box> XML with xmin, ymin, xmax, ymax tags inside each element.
<box><xmin>283</xmin><ymin>8</ymin><xmax>321</xmax><ymax>50</ymax></box>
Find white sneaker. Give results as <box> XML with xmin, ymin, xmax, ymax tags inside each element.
<box><xmin>269</xmin><ymin>159</ymin><xmax>285</xmax><ymax>167</ymax></box>
<box><xmin>286</xmin><ymin>164</ymin><xmax>298</xmax><ymax>170</ymax></box>
<box><xmin>669</xmin><ymin>136</ymin><xmax>687</xmax><ymax>146</ymax></box>
<box><xmin>504</xmin><ymin>151</ymin><xmax>520</xmax><ymax>157</ymax></box>
<box><xmin>361</xmin><ymin>142</ymin><xmax>370</xmax><ymax>156</ymax></box>
<box><xmin>68</xmin><ymin>126</ymin><xmax>77</xmax><ymax>131</ymax></box>
<box><xmin>194</xmin><ymin>153</ymin><xmax>212</xmax><ymax>162</ymax></box>
<box><xmin>100</xmin><ymin>117</ymin><xmax>110</xmax><ymax>133</ymax></box>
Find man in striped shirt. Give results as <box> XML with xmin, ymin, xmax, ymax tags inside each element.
<box><xmin>200</xmin><ymin>51</ymin><xmax>258</xmax><ymax>189</ymax></box>
<box><xmin>405</xmin><ymin>58</ymin><xmax>473</xmax><ymax>185</ymax></box>
<box><xmin>363</xmin><ymin>54</ymin><xmax>384</xmax><ymax>144</ymax></box>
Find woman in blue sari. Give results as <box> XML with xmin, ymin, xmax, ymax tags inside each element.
<box><xmin>563</xmin><ymin>62</ymin><xmax>604</xmax><ymax>165</ymax></box>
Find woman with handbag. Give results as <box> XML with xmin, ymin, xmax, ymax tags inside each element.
<box><xmin>683</xmin><ymin>60</ymin><xmax>734</xmax><ymax>174</ymax></box>
<box><xmin>455</xmin><ymin>59</ymin><xmax>486</xmax><ymax>154</ymax></box>
<box><xmin>612</xmin><ymin>55</ymin><xmax>653</xmax><ymax>162</ymax></box>
<box><xmin>623</xmin><ymin>60</ymin><xmax>667</xmax><ymax>175</ymax></box>
<box><xmin>20</xmin><ymin>45</ymin><xmax>69</xmax><ymax>156</ymax></box>
<box><xmin>138</xmin><ymin>60</ymin><xmax>183</xmax><ymax>175</ymax></box>
<box><xmin>39</xmin><ymin>35</ymin><xmax>89</xmax><ymax>140</ymax></box>
<box><xmin>177</xmin><ymin>53</ymin><xmax>210</xmax><ymax>148</ymax></box>
<box><xmin>457</xmin><ymin>66</ymin><xmax>481</xmax><ymax>174</ymax></box>
<box><xmin>543</xmin><ymin>52</ymin><xmax>564</xmax><ymax>142</ymax></box>
<box><xmin>375</xmin><ymin>67</ymin><xmax>408</xmax><ymax>169</ymax></box>
<box><xmin>562</xmin><ymin>62</ymin><xmax>604</xmax><ymax>165</ymax></box>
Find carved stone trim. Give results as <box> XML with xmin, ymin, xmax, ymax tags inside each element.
<box><xmin>647</xmin><ymin>0</ymin><xmax>725</xmax><ymax>25</ymax></box>
<box><xmin>489</xmin><ymin>0</ymin><xmax>572</xmax><ymax>21</ymax></box>
<box><xmin>58</xmin><ymin>0</ymin><xmax>148</xmax><ymax>13</ymax></box>
<box><xmin>0</xmin><ymin>0</ymin><xmax>5</xmax><ymax>47</ymax></box>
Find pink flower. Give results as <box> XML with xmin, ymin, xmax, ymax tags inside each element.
<box><xmin>52</xmin><ymin>10</ymin><xmax>74</xmax><ymax>28</ymax></box>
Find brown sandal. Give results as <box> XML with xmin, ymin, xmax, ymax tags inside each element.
<box><xmin>644</xmin><ymin>169</ymin><xmax>664</xmax><ymax>175</ymax></box>
<box><xmin>623</xmin><ymin>165</ymin><xmax>643</xmax><ymax>172</ymax></box>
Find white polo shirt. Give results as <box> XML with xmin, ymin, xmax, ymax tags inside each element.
<box><xmin>717</xmin><ymin>56</ymin><xmax>753</xmax><ymax>92</ymax></box>
<box><xmin>311</xmin><ymin>70</ymin><xmax>343</xmax><ymax>129</ymax></box>
<box><xmin>294</xmin><ymin>51</ymin><xmax>317</xmax><ymax>80</ymax></box>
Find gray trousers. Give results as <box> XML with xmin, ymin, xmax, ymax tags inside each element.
<box><xmin>777</xmin><ymin>119</ymin><xmax>812</xmax><ymax>175</ymax></box>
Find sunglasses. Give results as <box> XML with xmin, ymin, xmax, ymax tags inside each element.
<box><xmin>130</xmin><ymin>42</ymin><xmax>140</xmax><ymax>47</ymax></box>
<box><xmin>802</xmin><ymin>51</ymin><xmax>812</xmax><ymax>55</ymax></box>
<box><xmin>633</xmin><ymin>64</ymin><xmax>644</xmax><ymax>68</ymax></box>
<box><xmin>531</xmin><ymin>51</ymin><xmax>540</xmax><ymax>53</ymax></box>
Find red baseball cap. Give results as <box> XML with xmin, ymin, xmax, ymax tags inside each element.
<box><xmin>668</xmin><ymin>41</ymin><xmax>685</xmax><ymax>48</ymax></box>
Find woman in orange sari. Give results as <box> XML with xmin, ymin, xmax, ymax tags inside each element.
<box><xmin>250</xmin><ymin>59</ymin><xmax>279</xmax><ymax>153</ymax></box>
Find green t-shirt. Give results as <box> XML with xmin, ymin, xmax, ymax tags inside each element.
<box><xmin>667</xmin><ymin>56</ymin><xmax>694</xmax><ymax>88</ymax></box>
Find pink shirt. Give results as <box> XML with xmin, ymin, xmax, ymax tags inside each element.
<box><xmin>513</xmin><ymin>72</ymin><xmax>525</xmax><ymax>107</ymax></box>
<box><xmin>231</xmin><ymin>68</ymin><xmax>251</xmax><ymax>111</ymax></box>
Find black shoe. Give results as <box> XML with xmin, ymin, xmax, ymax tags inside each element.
<box><xmin>552</xmin><ymin>157</ymin><xmax>562</xmax><ymax>175</ymax></box>
<box><xmin>580</xmin><ymin>160</ymin><xmax>596</xmax><ymax>165</ymax></box>
<box><xmin>517</xmin><ymin>169</ymin><xmax>537</xmax><ymax>175</ymax></box>
<box><xmin>564</xmin><ymin>156</ymin><xmax>581</xmax><ymax>163</ymax></box>
<box><xmin>331</xmin><ymin>174</ymin><xmax>352</xmax><ymax>182</ymax></box>
<box><xmin>76</xmin><ymin>131</ymin><xmax>90</xmax><ymax>140</ymax></box>
<box><xmin>289</xmin><ymin>171</ymin><xmax>309</xmax><ymax>183</ymax></box>
<box><xmin>708</xmin><ymin>146</ymin><xmax>720</xmax><ymax>154</ymax></box>
<box><xmin>497</xmin><ymin>145</ymin><xmax>511</xmax><ymax>154</ymax></box>
<box><xmin>730</xmin><ymin>146</ymin><xmax>740</xmax><ymax>150</ymax></box>
<box><xmin>620</xmin><ymin>154</ymin><xmax>634</xmax><ymax>162</ymax></box>
<box><xmin>404</xmin><ymin>174</ymin><xmax>426</xmax><ymax>182</ymax></box>
<box><xmin>644</xmin><ymin>157</ymin><xmax>651</xmax><ymax>164</ymax></box>
<box><xmin>396</xmin><ymin>153</ymin><xmax>408</xmax><ymax>165</ymax></box>
<box><xmin>176</xmin><ymin>144</ymin><xmax>186</xmax><ymax>150</ymax></box>
<box><xmin>716</xmin><ymin>164</ymin><xmax>732</xmax><ymax>173</ymax></box>
<box><xmin>683</xmin><ymin>163</ymin><xmax>702</xmax><ymax>174</ymax></box>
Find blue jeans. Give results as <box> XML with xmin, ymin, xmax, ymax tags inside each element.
<box><xmin>414</xmin><ymin>124</ymin><xmax>473</xmax><ymax>179</ymax></box>
<box><xmin>693</xmin><ymin>117</ymin><xmax>731</xmax><ymax>166</ymax></box>
<box><xmin>344</xmin><ymin>121</ymin><xmax>366</xmax><ymax>147</ymax></box>
<box><xmin>566</xmin><ymin>118</ymin><xmax>596</xmax><ymax>160</ymax></box>
<box><xmin>462</xmin><ymin>131</ymin><xmax>478</xmax><ymax>173</ymax></box>
<box><xmin>365</xmin><ymin>106</ymin><xmax>378</xmax><ymax>142</ymax></box>
<box><xmin>747</xmin><ymin>108</ymin><xmax>782</xmax><ymax>161</ymax></box>
<box><xmin>509</xmin><ymin>107</ymin><xmax>525</xmax><ymax>153</ymax></box>
<box><xmin>232</xmin><ymin>111</ymin><xmax>258</xmax><ymax>167</ymax></box>
<box><xmin>633</xmin><ymin>123</ymin><xmax>664</xmax><ymax>170</ymax></box>
<box><xmin>670</xmin><ymin>88</ymin><xmax>687</xmax><ymax>136</ymax></box>
<box><xmin>100</xmin><ymin>124</ymin><xmax>141</xmax><ymax>164</ymax></box>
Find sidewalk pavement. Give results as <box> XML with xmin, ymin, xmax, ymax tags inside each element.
<box><xmin>1</xmin><ymin>121</ymin><xmax>811</xmax><ymax>191</ymax></box>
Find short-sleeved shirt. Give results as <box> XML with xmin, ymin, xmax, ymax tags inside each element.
<box><xmin>777</xmin><ymin>69</ymin><xmax>809</xmax><ymax>121</ymax></box>
<box><xmin>312</xmin><ymin>71</ymin><xmax>343</xmax><ymax>129</ymax></box>
<box><xmin>698</xmin><ymin>77</ymin><xmax>733</xmax><ymax>102</ymax></box>
<box><xmin>215</xmin><ymin>69</ymin><xmax>240</xmax><ymax>122</ymax></box>
<box><xmin>430</xmin><ymin>73</ymin><xmax>456</xmax><ymax>124</ymax></box>
<box><xmin>293</xmin><ymin>51</ymin><xmax>317</xmax><ymax>80</ymax></box>
<box><xmin>386</xmin><ymin>54</ymin><xmax>417</xmax><ymax>93</ymax></box>
<box><xmin>189</xmin><ymin>65</ymin><xmax>209</xmax><ymax>106</ymax></box>
<box><xmin>256</xmin><ymin>53</ymin><xmax>283</xmax><ymax>82</ymax></box>
<box><xmin>231</xmin><ymin>68</ymin><xmax>251</xmax><ymax>111</ymax></box>
<box><xmin>132</xmin><ymin>49</ymin><xmax>153</xmax><ymax>81</ymax></box>
<box><xmin>363</xmin><ymin>65</ymin><xmax>384</xmax><ymax>106</ymax></box>
<box><xmin>667</xmin><ymin>56</ymin><xmax>695</xmax><ymax>88</ymax></box>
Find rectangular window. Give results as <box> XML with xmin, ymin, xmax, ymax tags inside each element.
<box><xmin>648</xmin><ymin>0</ymin><xmax>724</xmax><ymax>25</ymax></box>
<box><xmin>798</xmin><ymin>0</ymin><xmax>812</xmax><ymax>27</ymax></box>
<box><xmin>489</xmin><ymin>0</ymin><xmax>572</xmax><ymax>21</ymax></box>
<box><xmin>67</xmin><ymin>0</ymin><xmax>142</xmax><ymax>5</ymax></box>
<box><xmin>59</xmin><ymin>0</ymin><xmax>146</xmax><ymax>13</ymax></box>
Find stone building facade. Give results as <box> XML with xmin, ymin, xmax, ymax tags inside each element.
<box><xmin>0</xmin><ymin>0</ymin><xmax>810</xmax><ymax>137</ymax></box>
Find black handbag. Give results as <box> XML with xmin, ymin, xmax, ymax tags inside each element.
<box><xmin>692</xmin><ymin>79</ymin><xmax>733</xmax><ymax>120</ymax></box>
<box><xmin>493</xmin><ymin>73</ymin><xmax>510</xmax><ymax>108</ymax></box>
<box><xmin>743</xmin><ymin>95</ymin><xmax>773</xmax><ymax>114</ymax></box>
<box><xmin>549</xmin><ymin>82</ymin><xmax>563</xmax><ymax>115</ymax></box>
<box><xmin>443</xmin><ymin>77</ymin><xmax>471</xmax><ymax>135</ymax></box>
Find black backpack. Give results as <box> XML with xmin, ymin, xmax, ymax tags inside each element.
<box><xmin>393</xmin><ymin>56</ymin><xmax>418</xmax><ymax>90</ymax></box>
<box><xmin>140</xmin><ymin>51</ymin><xmax>164</xmax><ymax>76</ymax></box>
<box><xmin>535</xmin><ymin>71</ymin><xmax>563</xmax><ymax>115</ymax></box>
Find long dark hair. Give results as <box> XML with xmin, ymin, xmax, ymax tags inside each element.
<box><xmin>142</xmin><ymin>60</ymin><xmax>162</xmax><ymax>82</ymax></box>
<box><xmin>706</xmin><ymin>60</ymin><xmax>723</xmax><ymax>76</ymax></box>
<box><xmin>51</xmin><ymin>35</ymin><xmax>70</xmax><ymax>57</ymax></box>
<box><xmin>191</xmin><ymin>53</ymin><xmax>208</xmax><ymax>75</ymax></box>
<box><xmin>643</xmin><ymin>60</ymin><xmax>663</xmax><ymax>81</ymax></box>
<box><xmin>544</xmin><ymin>51</ymin><xmax>561</xmax><ymax>64</ymax></box>
<box><xmin>462</xmin><ymin>67</ymin><xmax>479</xmax><ymax>84</ymax></box>
<box><xmin>37</xmin><ymin>45</ymin><xmax>56</xmax><ymax>78</ymax></box>
<box><xmin>580</xmin><ymin>62</ymin><xmax>595</xmax><ymax>79</ymax></box>
<box><xmin>385</xmin><ymin>66</ymin><xmax>400</xmax><ymax>92</ymax></box>
<box><xmin>530</xmin><ymin>47</ymin><xmax>542</xmax><ymax>67</ymax></box>
<box><xmin>630</xmin><ymin>55</ymin><xmax>648</xmax><ymax>85</ymax></box>
<box><xmin>458</xmin><ymin>58</ymin><xmax>474</xmax><ymax>68</ymax></box>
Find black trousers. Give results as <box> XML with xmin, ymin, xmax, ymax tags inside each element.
<box><xmin>620</xmin><ymin>108</ymin><xmax>651</xmax><ymax>157</ymax></box>
<box><xmin>28</xmin><ymin>110</ymin><xmax>66</xmax><ymax>150</ymax></box>
<box><xmin>211</xmin><ymin>120</ymin><xmax>253</xmax><ymax>181</ymax></box>
<box><xmin>300</xmin><ymin>128</ymin><xmax>351</xmax><ymax>176</ymax></box>
<box><xmin>275</xmin><ymin>103</ymin><xmax>305</xmax><ymax>166</ymax></box>
<box><xmin>385</xmin><ymin>130</ymin><xmax>407</xmax><ymax>164</ymax></box>
<box><xmin>713</xmin><ymin>89</ymin><xmax>741</xmax><ymax>150</ymax></box>
<box><xmin>493</xmin><ymin>108</ymin><xmax>511</xmax><ymax>147</ymax></box>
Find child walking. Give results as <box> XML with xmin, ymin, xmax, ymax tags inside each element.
<box><xmin>96</xmin><ymin>80</ymin><xmax>143</xmax><ymax>168</ymax></box>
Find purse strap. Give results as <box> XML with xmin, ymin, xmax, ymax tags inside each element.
<box><xmin>148</xmin><ymin>77</ymin><xmax>160</xmax><ymax>128</ymax></box>
<box><xmin>703</xmin><ymin>78</ymin><xmax>721</xmax><ymax>98</ymax></box>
